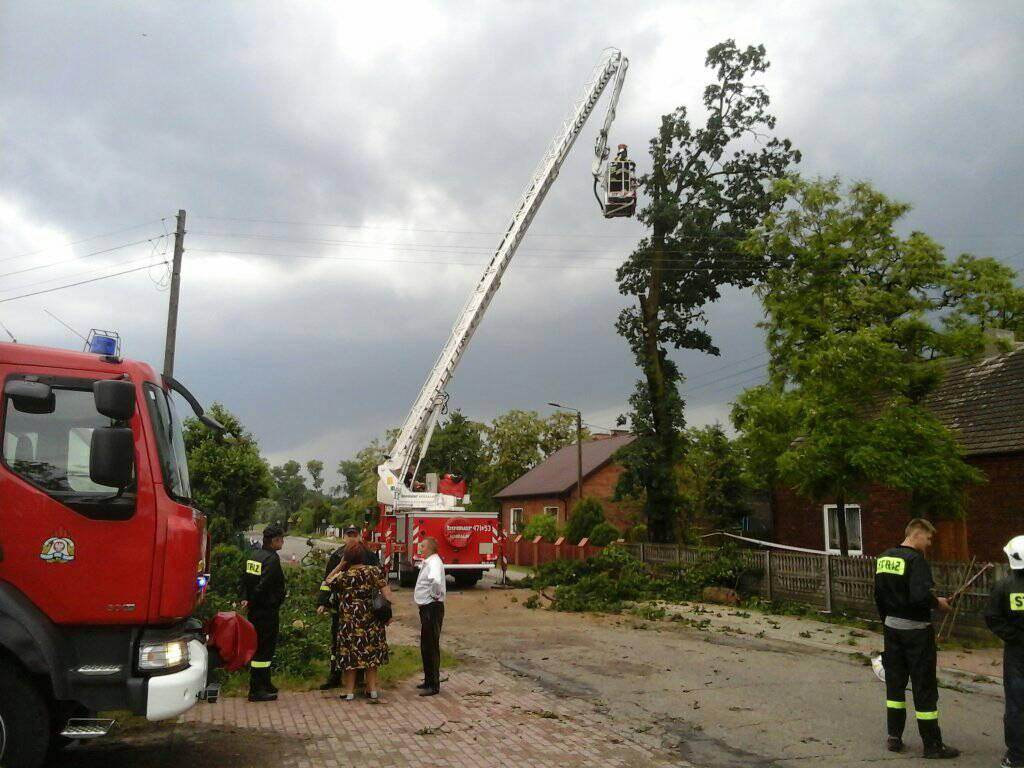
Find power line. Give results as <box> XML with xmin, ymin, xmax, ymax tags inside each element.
<box><xmin>0</xmin><ymin>263</ymin><xmax>167</xmax><ymax>305</ymax></box>
<box><xmin>0</xmin><ymin>255</ymin><xmax>166</xmax><ymax>296</ymax></box>
<box><xmin>683</xmin><ymin>362</ymin><xmax>769</xmax><ymax>393</ymax></box>
<box><xmin>680</xmin><ymin>350</ymin><xmax>769</xmax><ymax>385</ymax></box>
<box><xmin>0</xmin><ymin>235</ymin><xmax>167</xmax><ymax>280</ymax></box>
<box><xmin>0</xmin><ymin>218</ymin><xmax>169</xmax><ymax>264</ymax></box>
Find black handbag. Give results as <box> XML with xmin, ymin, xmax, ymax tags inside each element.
<box><xmin>371</xmin><ymin>590</ymin><xmax>393</xmax><ymax>623</ymax></box>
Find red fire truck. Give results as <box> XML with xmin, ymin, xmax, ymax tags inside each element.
<box><xmin>0</xmin><ymin>341</ymin><xmax>219</xmax><ymax>767</ymax></box>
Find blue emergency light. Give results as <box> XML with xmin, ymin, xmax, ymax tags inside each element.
<box><xmin>85</xmin><ymin>329</ymin><xmax>121</xmax><ymax>357</ymax></box>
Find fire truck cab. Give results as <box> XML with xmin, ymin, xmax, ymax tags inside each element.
<box><xmin>0</xmin><ymin>342</ymin><xmax>215</xmax><ymax>768</ymax></box>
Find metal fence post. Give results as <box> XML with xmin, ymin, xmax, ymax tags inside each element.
<box><xmin>823</xmin><ymin>554</ymin><xmax>833</xmax><ymax>613</ymax></box>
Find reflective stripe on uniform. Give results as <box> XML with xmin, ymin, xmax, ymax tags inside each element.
<box><xmin>250</xmin><ymin>660</ymin><xmax>272</xmax><ymax>668</ymax></box>
<box><xmin>916</xmin><ymin>711</ymin><xmax>939</xmax><ymax>720</ymax></box>
<box><xmin>320</xmin><ymin>584</ymin><xmax>331</xmax><ymax>591</ymax></box>
<box><xmin>886</xmin><ymin>700</ymin><xmax>906</xmax><ymax>709</ymax></box>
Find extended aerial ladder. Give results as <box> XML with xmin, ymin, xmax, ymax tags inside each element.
<box><xmin>377</xmin><ymin>47</ymin><xmax>633</xmax><ymax>513</ymax></box>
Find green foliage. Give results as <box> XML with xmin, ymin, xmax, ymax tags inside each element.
<box><xmin>520</xmin><ymin>514</ymin><xmax>559</xmax><ymax>541</ymax></box>
<box><xmin>523</xmin><ymin>545</ymin><xmax>753</xmax><ymax>614</ymax></box>
<box><xmin>588</xmin><ymin>522</ymin><xmax>621</xmax><ymax>547</ymax></box>
<box><xmin>565</xmin><ymin>497</ymin><xmax>606</xmax><ymax>544</ymax></box>
<box><xmin>625</xmin><ymin>524</ymin><xmax>648</xmax><ymax>543</ymax></box>
<box><xmin>676</xmin><ymin>425</ymin><xmax>751</xmax><ymax>534</ymax></box>
<box><xmin>270</xmin><ymin>460</ymin><xmax>308</xmax><ymax>529</ymax></box>
<box><xmin>419</xmin><ymin>410</ymin><xmax>486</xmax><ymax>486</ymax></box>
<box><xmin>614</xmin><ymin>41</ymin><xmax>799</xmax><ymax>543</ymax></box>
<box><xmin>199</xmin><ymin>544</ymin><xmax>331</xmax><ymax>678</ymax></box>
<box><xmin>335</xmin><ymin>437</ymin><xmax>389</xmax><ymax>525</ymax></box>
<box><xmin>184</xmin><ymin>403</ymin><xmax>273</xmax><ymax>537</ymax></box>
<box><xmin>737</xmin><ymin>177</ymin><xmax>998</xmax><ymax>540</ymax></box>
<box><xmin>305</xmin><ymin>460</ymin><xmax>325</xmax><ymax>493</ymax></box>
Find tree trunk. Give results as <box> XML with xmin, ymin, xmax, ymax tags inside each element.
<box><xmin>639</xmin><ymin>232</ymin><xmax>678</xmax><ymax>543</ymax></box>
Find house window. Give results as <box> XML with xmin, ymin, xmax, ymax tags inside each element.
<box><xmin>510</xmin><ymin>507</ymin><xmax>524</xmax><ymax>534</ymax></box>
<box><xmin>543</xmin><ymin>505</ymin><xmax>559</xmax><ymax>517</ymax></box>
<box><xmin>823</xmin><ymin>504</ymin><xmax>863</xmax><ymax>555</ymax></box>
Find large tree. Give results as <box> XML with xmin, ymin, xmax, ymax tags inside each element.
<box><xmin>419</xmin><ymin>410</ymin><xmax>486</xmax><ymax>485</ymax></box>
<box><xmin>676</xmin><ymin>425</ymin><xmax>751</xmax><ymax>533</ymax></box>
<box><xmin>270</xmin><ymin>460</ymin><xmax>308</xmax><ymax>530</ymax></box>
<box><xmin>738</xmin><ymin>177</ymin><xmax>1002</xmax><ymax>553</ymax></box>
<box><xmin>615</xmin><ymin>40</ymin><xmax>800</xmax><ymax>542</ymax></box>
<box><xmin>184</xmin><ymin>402</ymin><xmax>272</xmax><ymax>540</ymax></box>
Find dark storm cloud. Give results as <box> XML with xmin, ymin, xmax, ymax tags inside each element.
<box><xmin>2</xmin><ymin>1</ymin><xmax>1022</xmax><ymax>479</ymax></box>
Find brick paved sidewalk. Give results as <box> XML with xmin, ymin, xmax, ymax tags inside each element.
<box><xmin>183</xmin><ymin>663</ymin><xmax>687</xmax><ymax>767</ymax></box>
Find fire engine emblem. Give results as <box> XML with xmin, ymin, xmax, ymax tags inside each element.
<box><xmin>40</xmin><ymin>531</ymin><xmax>76</xmax><ymax>563</ymax></box>
<box><xmin>443</xmin><ymin>518</ymin><xmax>473</xmax><ymax>550</ymax></box>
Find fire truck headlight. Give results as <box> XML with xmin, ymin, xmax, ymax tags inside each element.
<box><xmin>139</xmin><ymin>638</ymin><xmax>190</xmax><ymax>672</ymax></box>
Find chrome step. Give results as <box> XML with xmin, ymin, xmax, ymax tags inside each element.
<box><xmin>60</xmin><ymin>718</ymin><xmax>116</xmax><ymax>739</ymax></box>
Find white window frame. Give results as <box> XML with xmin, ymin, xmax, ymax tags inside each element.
<box><xmin>543</xmin><ymin>505</ymin><xmax>559</xmax><ymax>517</ymax></box>
<box><xmin>510</xmin><ymin>507</ymin><xmax>524</xmax><ymax>534</ymax></box>
<box><xmin>823</xmin><ymin>504</ymin><xmax>863</xmax><ymax>556</ymax></box>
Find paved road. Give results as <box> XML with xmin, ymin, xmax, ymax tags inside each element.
<box><xmin>244</xmin><ymin>532</ymin><xmax>337</xmax><ymax>565</ymax></box>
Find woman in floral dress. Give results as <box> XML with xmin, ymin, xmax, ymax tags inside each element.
<box><xmin>327</xmin><ymin>541</ymin><xmax>393</xmax><ymax>700</ymax></box>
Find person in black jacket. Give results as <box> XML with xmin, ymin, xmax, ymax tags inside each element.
<box><xmin>985</xmin><ymin>535</ymin><xmax>1024</xmax><ymax>768</ymax></box>
<box><xmin>874</xmin><ymin>518</ymin><xmax>958</xmax><ymax>759</ymax></box>
<box><xmin>317</xmin><ymin>526</ymin><xmax>381</xmax><ymax>689</ymax></box>
<box><xmin>242</xmin><ymin>524</ymin><xmax>286</xmax><ymax>702</ymax></box>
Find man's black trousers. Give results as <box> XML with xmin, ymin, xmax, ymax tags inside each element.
<box><xmin>419</xmin><ymin>601</ymin><xmax>445</xmax><ymax>689</ymax></box>
<box><xmin>1004</xmin><ymin>643</ymin><xmax>1024</xmax><ymax>762</ymax></box>
<box><xmin>249</xmin><ymin>609</ymin><xmax>280</xmax><ymax>691</ymax></box>
<box><xmin>883</xmin><ymin>625</ymin><xmax>943</xmax><ymax>748</ymax></box>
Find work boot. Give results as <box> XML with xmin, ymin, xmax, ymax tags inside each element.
<box><xmin>886</xmin><ymin>736</ymin><xmax>904</xmax><ymax>753</ymax></box>
<box><xmin>320</xmin><ymin>672</ymin><xmax>342</xmax><ymax>691</ymax></box>
<box><xmin>922</xmin><ymin>743</ymin><xmax>960</xmax><ymax>759</ymax></box>
<box><xmin>265</xmin><ymin>677</ymin><xmax>279</xmax><ymax>695</ymax></box>
<box><xmin>1000</xmin><ymin>756</ymin><xmax>1024</xmax><ymax>768</ymax></box>
<box><xmin>416</xmin><ymin>681</ymin><xmax>431</xmax><ymax>689</ymax></box>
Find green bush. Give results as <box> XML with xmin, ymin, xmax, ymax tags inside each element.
<box><xmin>565</xmin><ymin>497</ymin><xmax>605</xmax><ymax>544</ymax></box>
<box><xmin>521</xmin><ymin>544</ymin><xmax>753</xmax><ymax>614</ymax></box>
<box><xmin>520</xmin><ymin>514</ymin><xmax>559</xmax><ymax>541</ymax></box>
<box><xmin>198</xmin><ymin>544</ymin><xmax>332</xmax><ymax>679</ymax></box>
<box><xmin>588</xmin><ymin>522</ymin><xmax>621</xmax><ymax>546</ymax></box>
<box><xmin>626</xmin><ymin>524</ymin><xmax>648</xmax><ymax>543</ymax></box>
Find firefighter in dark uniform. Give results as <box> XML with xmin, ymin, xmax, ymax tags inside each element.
<box><xmin>317</xmin><ymin>525</ymin><xmax>381</xmax><ymax>690</ymax></box>
<box><xmin>242</xmin><ymin>523</ymin><xmax>286</xmax><ymax>702</ymax></box>
<box><xmin>873</xmin><ymin>518</ymin><xmax>958</xmax><ymax>759</ymax></box>
<box><xmin>985</xmin><ymin>535</ymin><xmax>1024</xmax><ymax>768</ymax></box>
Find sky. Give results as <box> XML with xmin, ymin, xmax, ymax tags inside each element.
<box><xmin>2</xmin><ymin>1</ymin><xmax>1023</xmax><ymax>487</ymax></box>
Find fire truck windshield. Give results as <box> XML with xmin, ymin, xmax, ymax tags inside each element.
<box><xmin>143</xmin><ymin>383</ymin><xmax>192</xmax><ymax>502</ymax></box>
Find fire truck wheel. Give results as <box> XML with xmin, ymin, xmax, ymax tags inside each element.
<box><xmin>398</xmin><ymin>565</ymin><xmax>417</xmax><ymax>588</ymax></box>
<box><xmin>0</xmin><ymin>662</ymin><xmax>52</xmax><ymax>768</ymax></box>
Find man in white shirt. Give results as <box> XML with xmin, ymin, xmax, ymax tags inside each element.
<box><xmin>413</xmin><ymin>537</ymin><xmax>446</xmax><ymax>696</ymax></box>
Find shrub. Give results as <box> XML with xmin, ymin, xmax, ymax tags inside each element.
<box><xmin>626</xmin><ymin>524</ymin><xmax>648</xmax><ymax>543</ymax></box>
<box><xmin>565</xmin><ymin>497</ymin><xmax>605</xmax><ymax>543</ymax></box>
<box><xmin>520</xmin><ymin>514</ymin><xmax>559</xmax><ymax>541</ymax></box>
<box><xmin>588</xmin><ymin>522</ymin><xmax>621</xmax><ymax>547</ymax></box>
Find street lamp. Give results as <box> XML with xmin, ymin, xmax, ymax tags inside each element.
<box><xmin>548</xmin><ymin>402</ymin><xmax>583</xmax><ymax>508</ymax></box>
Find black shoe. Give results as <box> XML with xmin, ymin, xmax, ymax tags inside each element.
<box><xmin>416</xmin><ymin>682</ymin><xmax>431</xmax><ymax>689</ymax></box>
<box><xmin>1000</xmin><ymin>757</ymin><xmax>1024</xmax><ymax>768</ymax></box>
<box><xmin>923</xmin><ymin>743</ymin><xmax>960</xmax><ymax>759</ymax></box>
<box><xmin>418</xmin><ymin>687</ymin><xmax>440</xmax><ymax>697</ymax></box>
<box><xmin>886</xmin><ymin>737</ymin><xmax>904</xmax><ymax>753</ymax></box>
<box><xmin>320</xmin><ymin>676</ymin><xmax>342</xmax><ymax>691</ymax></box>
<box><xmin>247</xmin><ymin>691</ymin><xmax>278</xmax><ymax>703</ymax></box>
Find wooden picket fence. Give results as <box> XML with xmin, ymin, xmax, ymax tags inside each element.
<box><xmin>506</xmin><ymin>535</ymin><xmax>1005</xmax><ymax>632</ymax></box>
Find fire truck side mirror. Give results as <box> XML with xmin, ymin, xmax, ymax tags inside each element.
<box><xmin>94</xmin><ymin>379</ymin><xmax>136</xmax><ymax>421</ymax></box>
<box><xmin>5</xmin><ymin>380</ymin><xmax>55</xmax><ymax>414</ymax></box>
<box><xmin>89</xmin><ymin>427</ymin><xmax>135</xmax><ymax>488</ymax></box>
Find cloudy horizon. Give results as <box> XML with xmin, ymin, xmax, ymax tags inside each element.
<box><xmin>3</xmin><ymin>1</ymin><xmax>1022</xmax><ymax>486</ymax></box>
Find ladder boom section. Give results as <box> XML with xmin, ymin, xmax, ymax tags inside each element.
<box><xmin>379</xmin><ymin>49</ymin><xmax>626</xmax><ymax>507</ymax></box>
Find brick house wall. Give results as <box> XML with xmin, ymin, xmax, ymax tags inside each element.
<box><xmin>498</xmin><ymin>463</ymin><xmax>642</xmax><ymax>536</ymax></box>
<box><xmin>772</xmin><ymin>452</ymin><xmax>1024</xmax><ymax>561</ymax></box>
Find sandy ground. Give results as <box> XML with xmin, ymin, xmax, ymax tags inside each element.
<box><xmin>416</xmin><ymin>573</ymin><xmax>1012</xmax><ymax>767</ymax></box>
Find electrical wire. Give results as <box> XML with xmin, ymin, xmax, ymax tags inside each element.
<box><xmin>0</xmin><ymin>218</ymin><xmax>169</xmax><ymax>264</ymax></box>
<box><xmin>0</xmin><ymin>235</ymin><xmax>168</xmax><ymax>280</ymax></box>
<box><xmin>0</xmin><ymin>263</ymin><xmax>167</xmax><ymax>304</ymax></box>
<box><xmin>0</xmin><ymin>254</ymin><xmax>167</xmax><ymax>296</ymax></box>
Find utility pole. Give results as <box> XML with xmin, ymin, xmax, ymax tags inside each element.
<box><xmin>163</xmin><ymin>209</ymin><xmax>186</xmax><ymax>378</ymax></box>
<box><xmin>576</xmin><ymin>409</ymin><xmax>583</xmax><ymax>506</ymax></box>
